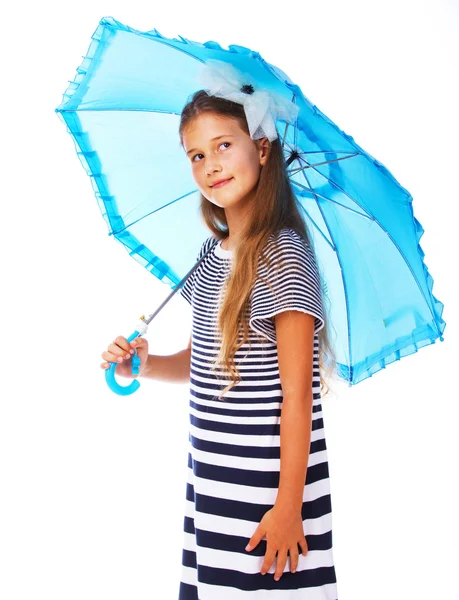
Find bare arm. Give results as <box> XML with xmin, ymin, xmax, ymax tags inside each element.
<box><xmin>140</xmin><ymin>334</ymin><xmax>192</xmax><ymax>384</ymax></box>
<box><xmin>274</xmin><ymin>311</ymin><xmax>315</xmax><ymax>514</ymax></box>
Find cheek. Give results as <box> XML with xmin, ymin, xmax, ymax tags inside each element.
<box><xmin>232</xmin><ymin>151</ymin><xmax>257</xmax><ymax>175</ymax></box>
<box><xmin>191</xmin><ymin>167</ymin><xmax>211</xmax><ymax>194</ymax></box>
<box><xmin>190</xmin><ymin>164</ymin><xmax>204</xmax><ymax>182</ymax></box>
<box><xmin>238</xmin><ymin>160</ymin><xmax>260</xmax><ymax>183</ymax></box>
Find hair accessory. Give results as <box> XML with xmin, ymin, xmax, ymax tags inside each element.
<box><xmin>197</xmin><ymin>59</ymin><xmax>299</xmax><ymax>142</ymax></box>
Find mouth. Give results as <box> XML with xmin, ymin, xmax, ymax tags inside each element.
<box><xmin>211</xmin><ymin>178</ymin><xmax>232</xmax><ymax>189</ymax></box>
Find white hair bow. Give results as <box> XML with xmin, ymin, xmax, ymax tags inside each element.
<box><xmin>197</xmin><ymin>59</ymin><xmax>299</xmax><ymax>142</ymax></box>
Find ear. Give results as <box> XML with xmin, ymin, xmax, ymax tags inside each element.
<box><xmin>258</xmin><ymin>137</ymin><xmax>270</xmax><ymax>166</ymax></box>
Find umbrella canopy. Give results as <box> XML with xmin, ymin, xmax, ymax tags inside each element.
<box><xmin>55</xmin><ymin>16</ymin><xmax>445</xmax><ymax>386</ymax></box>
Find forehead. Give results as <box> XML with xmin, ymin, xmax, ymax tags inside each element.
<box><xmin>183</xmin><ymin>113</ymin><xmax>243</xmax><ymax>141</ymax></box>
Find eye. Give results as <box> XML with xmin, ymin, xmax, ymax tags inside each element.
<box><xmin>192</xmin><ymin>141</ymin><xmax>231</xmax><ymax>162</ymax></box>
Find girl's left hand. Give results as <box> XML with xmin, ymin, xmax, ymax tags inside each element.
<box><xmin>245</xmin><ymin>504</ymin><xmax>308</xmax><ymax>581</ymax></box>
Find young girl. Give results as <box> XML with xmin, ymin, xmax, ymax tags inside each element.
<box><xmin>101</xmin><ymin>74</ymin><xmax>338</xmax><ymax>599</ymax></box>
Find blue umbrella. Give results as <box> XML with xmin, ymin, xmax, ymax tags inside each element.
<box><xmin>55</xmin><ymin>16</ymin><xmax>445</xmax><ymax>395</ymax></box>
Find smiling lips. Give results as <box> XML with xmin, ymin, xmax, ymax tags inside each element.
<box><xmin>212</xmin><ymin>178</ymin><xmax>232</xmax><ymax>188</ymax></box>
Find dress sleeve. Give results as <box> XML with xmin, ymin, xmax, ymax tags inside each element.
<box><xmin>249</xmin><ymin>231</ymin><xmax>325</xmax><ymax>343</ymax></box>
<box><xmin>179</xmin><ymin>237</ymin><xmax>211</xmax><ymax>306</ymax></box>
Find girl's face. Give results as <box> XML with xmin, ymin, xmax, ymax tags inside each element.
<box><xmin>182</xmin><ymin>112</ymin><xmax>269</xmax><ymax>211</ymax></box>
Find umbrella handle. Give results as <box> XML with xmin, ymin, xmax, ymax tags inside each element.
<box><xmin>105</xmin><ymin>319</ymin><xmax>149</xmax><ymax>396</ymax></box>
<box><xmin>103</xmin><ymin>242</ymin><xmax>217</xmax><ymax>396</ymax></box>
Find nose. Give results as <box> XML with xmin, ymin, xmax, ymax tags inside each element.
<box><xmin>205</xmin><ymin>158</ymin><xmax>222</xmax><ymax>176</ymax></box>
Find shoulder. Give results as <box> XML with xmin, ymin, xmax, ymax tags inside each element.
<box><xmin>261</xmin><ymin>228</ymin><xmax>316</xmax><ymax>268</ymax></box>
<box><xmin>203</xmin><ymin>235</ymin><xmax>218</xmax><ymax>252</ymax></box>
<box><xmin>196</xmin><ymin>235</ymin><xmax>218</xmax><ymax>260</ymax></box>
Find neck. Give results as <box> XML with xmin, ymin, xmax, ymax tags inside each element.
<box><xmin>223</xmin><ymin>195</ymin><xmax>254</xmax><ymax>251</ymax></box>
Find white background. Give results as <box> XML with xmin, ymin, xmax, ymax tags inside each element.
<box><xmin>1</xmin><ymin>1</ymin><xmax>457</xmax><ymax>598</ymax></box>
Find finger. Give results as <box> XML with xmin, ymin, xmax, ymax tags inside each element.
<box><xmin>274</xmin><ymin>549</ymin><xmax>288</xmax><ymax>581</ymax></box>
<box><xmin>299</xmin><ymin>537</ymin><xmax>308</xmax><ymax>556</ymax></box>
<box><xmin>108</xmin><ymin>342</ymin><xmax>134</xmax><ymax>359</ymax></box>
<box><xmin>113</xmin><ymin>336</ymin><xmax>133</xmax><ymax>354</ymax></box>
<box><xmin>246</xmin><ymin>526</ymin><xmax>264</xmax><ymax>552</ymax></box>
<box><xmin>260</xmin><ymin>549</ymin><xmax>276</xmax><ymax>575</ymax></box>
<box><xmin>102</xmin><ymin>349</ymin><xmax>131</xmax><ymax>364</ymax></box>
<box><xmin>290</xmin><ymin>547</ymin><xmax>299</xmax><ymax>573</ymax></box>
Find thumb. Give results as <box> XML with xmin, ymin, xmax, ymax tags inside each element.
<box><xmin>245</xmin><ymin>525</ymin><xmax>264</xmax><ymax>552</ymax></box>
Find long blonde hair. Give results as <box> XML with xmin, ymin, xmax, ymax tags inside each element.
<box><xmin>179</xmin><ymin>90</ymin><xmax>337</xmax><ymax>400</ymax></box>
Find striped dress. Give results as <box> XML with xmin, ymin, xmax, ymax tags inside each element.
<box><xmin>178</xmin><ymin>227</ymin><xmax>338</xmax><ymax>599</ymax></box>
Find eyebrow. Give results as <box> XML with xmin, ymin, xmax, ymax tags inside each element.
<box><xmin>186</xmin><ymin>135</ymin><xmax>235</xmax><ymax>156</ymax></box>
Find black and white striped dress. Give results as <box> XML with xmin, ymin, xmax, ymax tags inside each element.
<box><xmin>178</xmin><ymin>228</ymin><xmax>338</xmax><ymax>599</ymax></box>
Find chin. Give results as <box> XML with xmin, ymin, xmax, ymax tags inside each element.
<box><xmin>204</xmin><ymin>197</ymin><xmax>224</xmax><ymax>208</ymax></box>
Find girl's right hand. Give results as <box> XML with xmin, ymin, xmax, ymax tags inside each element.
<box><xmin>100</xmin><ymin>336</ymin><xmax>149</xmax><ymax>379</ymax></box>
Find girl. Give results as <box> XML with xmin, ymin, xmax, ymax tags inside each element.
<box><xmin>101</xmin><ymin>78</ymin><xmax>338</xmax><ymax>599</ymax></box>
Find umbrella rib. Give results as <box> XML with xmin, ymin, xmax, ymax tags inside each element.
<box><xmin>300</xmin><ymin>165</ymin><xmax>353</xmax><ymax>383</ymax></box>
<box><xmin>300</xmin><ymin>155</ymin><xmax>384</xmax><ymax>225</ymax></box>
<box><xmin>293</xmin><ymin>102</ymin><xmax>298</xmax><ymax>148</ymax></box>
<box><xmin>282</xmin><ymin>143</ymin><xmax>354</xmax><ymax>157</ymax></box>
<box><xmin>291</xmin><ymin>181</ymin><xmax>374</xmax><ymax>221</ymax></box>
<box><xmin>302</xmin><ymin>156</ymin><xmax>442</xmax><ymax>331</ymax></box>
<box><xmin>301</xmin><ymin>212</ymin><xmax>336</xmax><ymax>252</ymax></box>
<box><xmin>110</xmin><ymin>189</ymin><xmax>197</xmax><ymax>236</ymax></box>
<box><xmin>297</xmin><ymin>150</ymin><xmax>360</xmax><ymax>155</ymax></box>
<box><xmin>287</xmin><ymin>152</ymin><xmax>360</xmax><ymax>175</ymax></box>
<box><xmin>281</xmin><ymin>121</ymin><xmax>289</xmax><ymax>149</ymax></box>
<box><xmin>280</xmin><ymin>94</ymin><xmax>298</xmax><ymax>149</ymax></box>
<box><xmin>60</xmin><ymin>107</ymin><xmax>185</xmax><ymax>115</ymax></box>
<box><xmin>291</xmin><ymin>153</ymin><xmax>376</xmax><ymax>222</ymax></box>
